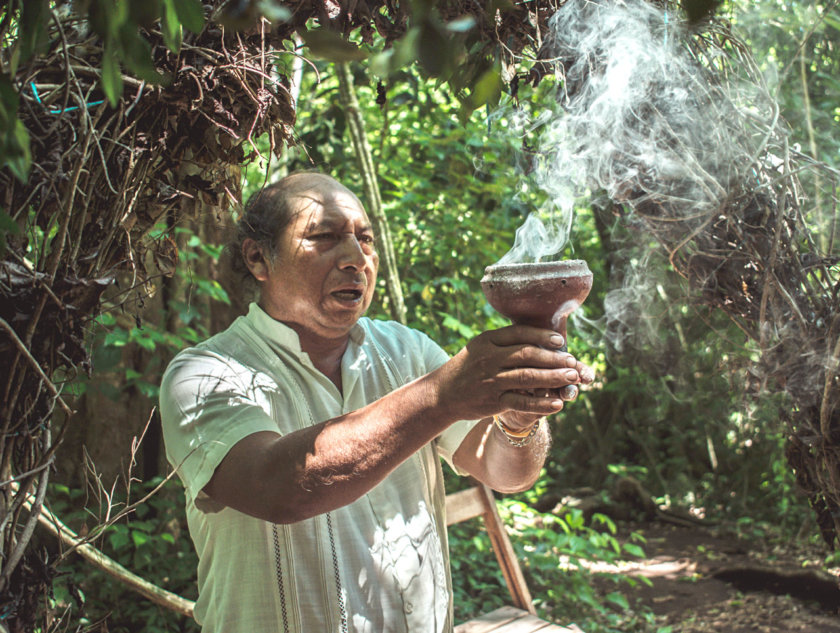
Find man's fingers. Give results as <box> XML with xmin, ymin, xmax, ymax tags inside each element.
<box><xmin>577</xmin><ymin>361</ymin><xmax>595</xmax><ymax>384</ymax></box>
<box><xmin>559</xmin><ymin>385</ymin><xmax>578</xmax><ymax>401</ymax></box>
<box><xmin>486</xmin><ymin>324</ymin><xmax>566</xmax><ymax>351</ymax></box>
<box><xmin>501</xmin><ymin>391</ymin><xmax>565</xmax><ymax>415</ymax></box>
<box><xmin>499</xmin><ymin>366</ymin><xmax>581</xmax><ymax>391</ymax></box>
<box><xmin>506</xmin><ymin>345</ymin><xmax>579</xmax><ymax>370</ymax></box>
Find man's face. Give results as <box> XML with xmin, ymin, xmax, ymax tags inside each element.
<box><xmin>257</xmin><ymin>177</ymin><xmax>379</xmax><ymax>344</ymax></box>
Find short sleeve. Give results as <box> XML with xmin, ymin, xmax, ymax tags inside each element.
<box><xmin>398</xmin><ymin>325</ymin><xmax>479</xmax><ymax>475</ymax></box>
<box><xmin>159</xmin><ymin>348</ymin><xmax>280</xmax><ymax>510</ymax></box>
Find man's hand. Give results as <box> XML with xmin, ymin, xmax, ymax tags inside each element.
<box><xmin>499</xmin><ymin>353</ymin><xmax>595</xmax><ymax>432</ymax></box>
<box><xmin>433</xmin><ymin>325</ymin><xmax>594</xmax><ymax>426</ymax></box>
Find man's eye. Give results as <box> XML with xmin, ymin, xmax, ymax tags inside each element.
<box><xmin>359</xmin><ymin>234</ymin><xmax>375</xmax><ymax>245</ymax></box>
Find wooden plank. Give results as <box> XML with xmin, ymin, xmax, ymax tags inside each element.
<box><xmin>446</xmin><ymin>487</ymin><xmax>486</xmax><ymax>525</ymax></box>
<box><xmin>476</xmin><ymin>485</ymin><xmax>536</xmax><ymax>614</ymax></box>
<box><xmin>454</xmin><ymin>606</ymin><xmax>529</xmax><ymax>633</ymax></box>
<box><xmin>455</xmin><ymin>606</ymin><xmax>584</xmax><ymax>633</ymax></box>
<box><xmin>489</xmin><ymin>613</ymin><xmax>559</xmax><ymax>632</ymax></box>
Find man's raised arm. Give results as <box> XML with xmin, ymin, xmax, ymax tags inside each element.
<box><xmin>200</xmin><ymin>325</ymin><xmax>586</xmax><ymax>523</ymax></box>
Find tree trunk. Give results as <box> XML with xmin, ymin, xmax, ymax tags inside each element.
<box><xmin>336</xmin><ymin>63</ymin><xmax>407</xmax><ymax>325</ymax></box>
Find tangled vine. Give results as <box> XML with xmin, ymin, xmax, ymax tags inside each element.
<box><xmin>0</xmin><ymin>0</ymin><xmax>552</xmax><ymax>628</ymax></box>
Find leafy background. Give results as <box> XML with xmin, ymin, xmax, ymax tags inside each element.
<box><xmin>3</xmin><ymin>0</ymin><xmax>839</xmax><ymax>631</ymax></box>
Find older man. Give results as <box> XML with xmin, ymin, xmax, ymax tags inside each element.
<box><xmin>160</xmin><ymin>172</ymin><xmax>592</xmax><ymax>633</ymax></box>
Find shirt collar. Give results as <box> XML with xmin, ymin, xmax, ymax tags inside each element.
<box><xmin>245</xmin><ymin>302</ymin><xmax>367</xmax><ymax>360</ymax></box>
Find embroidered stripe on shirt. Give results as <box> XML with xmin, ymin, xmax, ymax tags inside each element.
<box><xmin>326</xmin><ymin>512</ymin><xmax>349</xmax><ymax>633</ymax></box>
<box><xmin>272</xmin><ymin>524</ymin><xmax>291</xmax><ymax>633</ymax></box>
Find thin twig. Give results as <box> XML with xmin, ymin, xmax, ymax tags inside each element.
<box><xmin>0</xmin><ymin>317</ymin><xmax>75</xmax><ymax>419</ymax></box>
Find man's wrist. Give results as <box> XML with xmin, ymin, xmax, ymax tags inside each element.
<box><xmin>493</xmin><ymin>415</ymin><xmax>543</xmax><ymax>448</ymax></box>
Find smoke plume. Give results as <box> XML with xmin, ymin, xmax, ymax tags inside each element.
<box><xmin>498</xmin><ymin>0</ymin><xmax>773</xmax><ymax>266</ymax></box>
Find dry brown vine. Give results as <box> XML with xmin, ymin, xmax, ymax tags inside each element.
<box><xmin>0</xmin><ymin>1</ymin><xmax>550</xmax><ymax>628</ymax></box>
<box><xmin>2</xmin><ymin>0</ymin><xmax>839</xmax><ymax>630</ymax></box>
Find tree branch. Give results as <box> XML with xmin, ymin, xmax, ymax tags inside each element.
<box><xmin>21</xmin><ymin>485</ymin><xmax>196</xmax><ymax>619</ymax></box>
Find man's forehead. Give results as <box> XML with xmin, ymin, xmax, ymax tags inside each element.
<box><xmin>288</xmin><ymin>189</ymin><xmax>371</xmax><ymax>229</ymax></box>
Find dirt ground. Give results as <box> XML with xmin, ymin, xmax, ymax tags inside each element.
<box><xmin>608</xmin><ymin>522</ymin><xmax>840</xmax><ymax>632</ymax></box>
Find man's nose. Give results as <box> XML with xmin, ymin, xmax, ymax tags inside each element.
<box><xmin>337</xmin><ymin>235</ymin><xmax>366</xmax><ymax>270</ymax></box>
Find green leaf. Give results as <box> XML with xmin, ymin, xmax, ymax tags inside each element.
<box><xmin>96</xmin><ymin>312</ymin><xmax>117</xmax><ymax>326</ymax></box>
<box><xmin>445</xmin><ymin>15</ymin><xmax>476</xmax><ymax>33</ymax></box>
<box><xmin>101</xmin><ymin>41</ymin><xmax>123</xmax><ymax>107</ymax></box>
<box><xmin>370</xmin><ymin>28</ymin><xmax>420</xmax><ymax>78</ymax></box>
<box><xmin>103</xmin><ymin>331</ymin><xmax>128</xmax><ymax>347</ymax></box>
<box><xmin>441</xmin><ymin>313</ymin><xmax>476</xmax><ymax>339</ymax></box>
<box><xmin>416</xmin><ymin>18</ymin><xmax>450</xmax><ymax>78</ymax></box>
<box><xmin>605</xmin><ymin>591</ymin><xmax>630</xmax><ymax>610</ymax></box>
<box><xmin>622</xmin><ymin>543</ymin><xmax>646</xmax><ymax>558</ymax></box>
<box><xmin>161</xmin><ymin>0</ymin><xmax>183</xmax><ymax>52</ymax></box>
<box><xmin>256</xmin><ymin>0</ymin><xmax>291</xmax><ymax>23</ymax></box>
<box><xmin>300</xmin><ymin>29</ymin><xmax>367</xmax><ymax>62</ymax></box>
<box><xmin>133</xmin><ymin>334</ymin><xmax>157</xmax><ymax>351</ymax></box>
<box><xmin>129</xmin><ymin>0</ymin><xmax>163</xmax><ymax>28</ymax></box>
<box><xmin>825</xmin><ymin>14</ymin><xmax>840</xmax><ymax>34</ymax></box>
<box><xmin>6</xmin><ymin>119</ymin><xmax>32</xmax><ymax>182</ymax></box>
<box><xmin>173</xmin><ymin>0</ymin><xmax>206</xmax><ymax>33</ymax></box>
<box><xmin>18</xmin><ymin>0</ymin><xmax>51</xmax><ymax>67</ymax></box>
<box><xmin>118</xmin><ymin>23</ymin><xmax>165</xmax><ymax>83</ymax></box>
<box><xmin>0</xmin><ymin>75</ymin><xmax>31</xmax><ymax>182</ymax></box>
<box><xmin>108</xmin><ymin>526</ymin><xmax>131</xmax><ymax>551</ymax></box>
<box><xmin>137</xmin><ymin>381</ymin><xmax>160</xmax><ymax>398</ymax></box>
<box><xmin>131</xmin><ymin>530</ymin><xmax>150</xmax><ymax>547</ymax></box>
<box><xmin>468</xmin><ymin>67</ymin><xmax>501</xmax><ymax>109</ymax></box>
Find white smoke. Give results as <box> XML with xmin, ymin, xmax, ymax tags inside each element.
<box><xmin>497</xmin><ymin>0</ymin><xmax>773</xmax><ymax>266</ymax></box>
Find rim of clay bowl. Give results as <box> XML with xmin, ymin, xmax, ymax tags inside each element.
<box><xmin>481</xmin><ymin>260</ymin><xmax>591</xmax><ymax>283</ymax></box>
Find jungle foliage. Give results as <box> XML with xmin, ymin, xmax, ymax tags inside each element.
<box><xmin>2</xmin><ymin>0</ymin><xmax>840</xmax><ymax>631</ymax></box>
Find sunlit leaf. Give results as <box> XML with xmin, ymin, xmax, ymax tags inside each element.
<box><xmin>605</xmin><ymin>592</ymin><xmax>630</xmax><ymax>610</ymax></box>
<box><xmin>161</xmin><ymin>0</ymin><xmax>183</xmax><ymax>52</ymax></box>
<box><xmin>469</xmin><ymin>67</ymin><xmax>501</xmax><ymax>109</ymax></box>
<box><xmin>446</xmin><ymin>15</ymin><xmax>476</xmax><ymax>33</ymax></box>
<box><xmin>101</xmin><ymin>42</ymin><xmax>123</xmax><ymax>106</ymax></box>
<box><xmin>622</xmin><ymin>543</ymin><xmax>646</xmax><ymax>558</ymax></box>
<box><xmin>300</xmin><ymin>29</ymin><xmax>367</xmax><ymax>62</ymax></box>
<box><xmin>256</xmin><ymin>0</ymin><xmax>291</xmax><ymax>23</ymax></box>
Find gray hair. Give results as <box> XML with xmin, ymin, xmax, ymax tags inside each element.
<box><xmin>228</xmin><ymin>171</ymin><xmax>345</xmax><ymax>281</ymax></box>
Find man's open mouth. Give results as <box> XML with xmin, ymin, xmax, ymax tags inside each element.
<box><xmin>331</xmin><ymin>288</ymin><xmax>363</xmax><ymax>301</ymax></box>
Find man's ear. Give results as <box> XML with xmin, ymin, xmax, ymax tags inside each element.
<box><xmin>242</xmin><ymin>238</ymin><xmax>270</xmax><ymax>282</ymax></box>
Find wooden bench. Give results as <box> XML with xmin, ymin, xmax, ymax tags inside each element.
<box><xmin>446</xmin><ymin>484</ymin><xmax>581</xmax><ymax>633</ymax></box>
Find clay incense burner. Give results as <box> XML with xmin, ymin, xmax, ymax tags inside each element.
<box><xmin>480</xmin><ymin>260</ymin><xmax>593</xmax><ymax>353</ymax></box>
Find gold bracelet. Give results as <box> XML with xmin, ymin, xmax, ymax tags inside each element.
<box><xmin>494</xmin><ymin>416</ymin><xmax>542</xmax><ymax>447</ymax></box>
